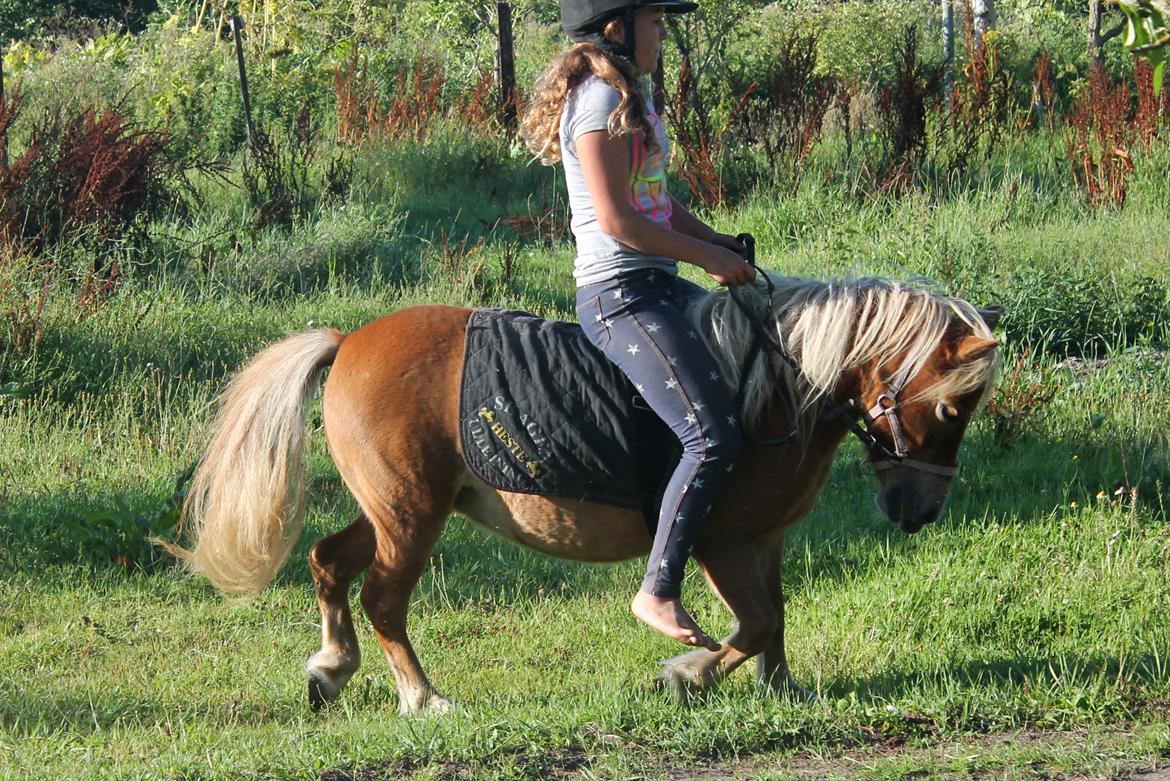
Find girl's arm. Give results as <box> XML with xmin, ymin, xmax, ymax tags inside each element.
<box><xmin>668</xmin><ymin>195</ymin><xmax>747</xmax><ymax>255</ymax></box>
<box><xmin>577</xmin><ymin>130</ymin><xmax>755</xmax><ymax>286</ymax></box>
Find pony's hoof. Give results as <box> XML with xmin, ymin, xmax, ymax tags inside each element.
<box><xmin>656</xmin><ymin>668</ymin><xmax>693</xmax><ymax>701</ymax></box>
<box><xmin>308</xmin><ymin>672</ymin><xmax>337</xmax><ymax>712</ymax></box>
<box><xmin>425</xmin><ymin>695</ymin><xmax>455</xmax><ymax>715</ymax></box>
<box><xmin>769</xmin><ymin>680</ymin><xmax>815</xmax><ymax>703</ymax></box>
<box><xmin>398</xmin><ymin>690</ymin><xmax>456</xmax><ymax>716</ymax></box>
<box><xmin>657</xmin><ymin>652</ymin><xmax>713</xmax><ymax>701</ymax></box>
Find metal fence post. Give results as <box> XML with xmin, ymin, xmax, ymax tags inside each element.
<box><xmin>231</xmin><ymin>15</ymin><xmax>257</xmax><ymax>147</ymax></box>
<box><xmin>497</xmin><ymin>2</ymin><xmax>517</xmax><ymax>134</ymax></box>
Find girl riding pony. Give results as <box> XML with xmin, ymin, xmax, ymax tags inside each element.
<box><xmin>521</xmin><ymin>0</ymin><xmax>755</xmax><ymax>651</ymax></box>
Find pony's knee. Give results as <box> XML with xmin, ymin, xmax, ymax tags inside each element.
<box><xmin>308</xmin><ymin>542</ymin><xmax>332</xmax><ymax>588</ymax></box>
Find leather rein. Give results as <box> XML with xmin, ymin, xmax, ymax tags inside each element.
<box><xmin>726</xmin><ymin>234</ymin><xmax>957</xmax><ymax>479</ymax></box>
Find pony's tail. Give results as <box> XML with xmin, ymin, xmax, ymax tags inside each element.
<box><xmin>154</xmin><ymin>328</ymin><xmax>345</xmax><ymax>599</ymax></box>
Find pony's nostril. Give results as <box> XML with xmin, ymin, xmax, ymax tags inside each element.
<box><xmin>884</xmin><ymin>486</ymin><xmax>904</xmax><ymax>521</ymax></box>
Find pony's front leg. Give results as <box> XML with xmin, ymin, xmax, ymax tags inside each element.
<box><xmin>658</xmin><ymin>543</ymin><xmax>779</xmax><ymax>699</ymax></box>
<box><xmin>306</xmin><ymin>516</ymin><xmax>375</xmax><ymax>710</ymax></box>
<box><xmin>754</xmin><ymin>541</ymin><xmax>813</xmax><ymax>701</ymax></box>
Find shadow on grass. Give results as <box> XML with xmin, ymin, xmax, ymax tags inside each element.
<box><xmin>826</xmin><ymin>651</ymin><xmax>1170</xmax><ymax>732</ymax></box>
<box><xmin>3</xmin><ymin>418</ymin><xmax>1165</xmax><ymax>601</ymax></box>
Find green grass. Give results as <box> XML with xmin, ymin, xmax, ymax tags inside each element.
<box><xmin>2</xmin><ymin>128</ymin><xmax>1170</xmax><ymax>779</ymax></box>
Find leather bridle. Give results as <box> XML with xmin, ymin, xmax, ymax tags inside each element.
<box><xmin>727</xmin><ymin>234</ymin><xmax>958</xmax><ymax>479</ymax></box>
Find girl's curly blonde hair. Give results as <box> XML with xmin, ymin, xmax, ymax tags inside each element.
<box><xmin>521</xmin><ymin>22</ymin><xmax>659</xmax><ymax>166</ymax></box>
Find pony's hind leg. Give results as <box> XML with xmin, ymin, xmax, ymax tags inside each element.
<box><xmin>360</xmin><ymin>504</ymin><xmax>453</xmax><ymax>715</ymax></box>
<box><xmin>306</xmin><ymin>515</ymin><xmax>375</xmax><ymax>710</ymax></box>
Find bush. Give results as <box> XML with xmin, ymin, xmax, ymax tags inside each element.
<box><xmin>993</xmin><ymin>265</ymin><xmax>1169</xmax><ymax>356</ymax></box>
<box><xmin>0</xmin><ymin>0</ymin><xmax>157</xmax><ymax>43</ymax></box>
<box><xmin>812</xmin><ymin>0</ymin><xmax>940</xmax><ymax>87</ymax></box>
<box><xmin>729</xmin><ymin>29</ymin><xmax>837</xmax><ymax>183</ymax></box>
<box><xmin>0</xmin><ymin>98</ymin><xmax>176</xmax><ymax>257</ymax></box>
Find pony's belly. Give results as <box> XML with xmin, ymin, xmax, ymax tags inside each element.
<box><xmin>453</xmin><ymin>477</ymin><xmax>652</xmax><ymax>562</ymax></box>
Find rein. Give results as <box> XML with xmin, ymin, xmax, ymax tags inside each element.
<box><xmin>725</xmin><ymin>234</ymin><xmax>957</xmax><ymax>478</ymax></box>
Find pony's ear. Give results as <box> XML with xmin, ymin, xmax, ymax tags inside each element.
<box><xmin>977</xmin><ymin>306</ymin><xmax>1004</xmax><ymax>330</ymax></box>
<box><xmin>953</xmin><ymin>335</ymin><xmax>1000</xmax><ymax>363</ymax></box>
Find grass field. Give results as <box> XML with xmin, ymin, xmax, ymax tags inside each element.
<box><xmin>2</xmin><ymin>132</ymin><xmax>1170</xmax><ymax>780</ymax></box>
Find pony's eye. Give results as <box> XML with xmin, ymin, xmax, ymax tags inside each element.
<box><xmin>935</xmin><ymin>402</ymin><xmax>960</xmax><ymax>422</ymax></box>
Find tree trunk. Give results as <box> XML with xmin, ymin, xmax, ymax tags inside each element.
<box><xmin>1088</xmin><ymin>0</ymin><xmax>1105</xmax><ymax>70</ymax></box>
<box><xmin>1088</xmin><ymin>0</ymin><xmax>1127</xmax><ymax>71</ymax></box>
<box><xmin>972</xmin><ymin>0</ymin><xmax>996</xmax><ymax>45</ymax></box>
<box><xmin>942</xmin><ymin>0</ymin><xmax>955</xmax><ymax>104</ymax></box>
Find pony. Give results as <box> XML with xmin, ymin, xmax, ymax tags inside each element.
<box><xmin>159</xmin><ymin>275</ymin><xmax>1001</xmax><ymax>714</ymax></box>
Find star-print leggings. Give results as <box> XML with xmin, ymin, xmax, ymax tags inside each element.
<box><xmin>576</xmin><ymin>268</ymin><xmax>742</xmax><ymax>599</ymax></box>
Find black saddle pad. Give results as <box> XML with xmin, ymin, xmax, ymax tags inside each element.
<box><xmin>459</xmin><ymin>308</ymin><xmax>678</xmax><ymax>520</ymax></box>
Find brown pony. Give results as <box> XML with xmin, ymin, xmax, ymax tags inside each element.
<box><xmin>159</xmin><ymin>275</ymin><xmax>1001</xmax><ymax>714</ymax></box>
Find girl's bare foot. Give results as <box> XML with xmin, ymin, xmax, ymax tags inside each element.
<box><xmin>631</xmin><ymin>590</ymin><xmax>721</xmax><ymax>651</ymax></box>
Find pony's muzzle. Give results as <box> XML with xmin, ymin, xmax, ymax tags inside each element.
<box><xmin>875</xmin><ymin>477</ymin><xmax>948</xmax><ymax>533</ymax></box>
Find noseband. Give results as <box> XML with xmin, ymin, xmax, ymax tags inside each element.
<box><xmin>728</xmin><ymin>235</ymin><xmax>958</xmax><ymax>479</ymax></box>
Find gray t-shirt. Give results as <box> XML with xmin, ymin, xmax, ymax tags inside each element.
<box><xmin>560</xmin><ymin>75</ymin><xmax>676</xmax><ymax>286</ymax></box>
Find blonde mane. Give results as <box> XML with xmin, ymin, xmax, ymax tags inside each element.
<box><xmin>687</xmin><ymin>274</ymin><xmax>1000</xmax><ymax>434</ymax></box>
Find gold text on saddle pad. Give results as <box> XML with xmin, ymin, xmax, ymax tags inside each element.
<box><xmin>477</xmin><ymin>407</ymin><xmax>541</xmax><ymax>478</ymax></box>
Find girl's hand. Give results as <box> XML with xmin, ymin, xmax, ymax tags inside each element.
<box><xmin>699</xmin><ymin>245</ymin><xmax>757</xmax><ymax>286</ymax></box>
<box><xmin>709</xmin><ymin>232</ymin><xmax>748</xmax><ymax>257</ymax></box>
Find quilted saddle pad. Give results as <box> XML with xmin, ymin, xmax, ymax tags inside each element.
<box><xmin>459</xmin><ymin>308</ymin><xmax>678</xmax><ymax>518</ymax></box>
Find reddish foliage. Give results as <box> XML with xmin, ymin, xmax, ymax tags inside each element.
<box><xmin>1032</xmin><ymin>53</ymin><xmax>1055</xmax><ymax>129</ymax></box>
<box><xmin>0</xmin><ymin>102</ymin><xmax>168</xmax><ymax>257</ymax></box>
<box><xmin>1065</xmin><ymin>67</ymin><xmax>1136</xmax><ymax>207</ymax></box>
<box><xmin>1134</xmin><ymin>58</ymin><xmax>1170</xmax><ymax>145</ymax></box>
<box><xmin>456</xmin><ymin>70</ymin><xmax>501</xmax><ymax>138</ymax></box>
<box><xmin>0</xmin><ymin>81</ymin><xmax>19</xmax><ymax>172</ymax></box>
<box><xmin>669</xmin><ymin>57</ymin><xmax>750</xmax><ymax>210</ymax></box>
<box><xmin>935</xmin><ymin>1</ymin><xmax>1012</xmax><ymax>176</ymax></box>
<box><xmin>492</xmin><ymin>196</ymin><xmax>569</xmax><ymax>247</ymax></box>
<box><xmin>0</xmin><ymin>264</ymin><xmax>51</xmax><ymax>355</ymax></box>
<box><xmin>945</xmin><ymin>1</ymin><xmax>1010</xmax><ymax>159</ymax></box>
<box><xmin>878</xmin><ymin>25</ymin><xmax>939</xmax><ymax>165</ymax></box>
<box><xmin>335</xmin><ymin>49</ymin><xmax>500</xmax><ymax>145</ymax></box>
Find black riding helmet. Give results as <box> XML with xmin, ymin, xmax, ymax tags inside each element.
<box><xmin>561</xmin><ymin>0</ymin><xmax>698</xmax><ymax>61</ymax></box>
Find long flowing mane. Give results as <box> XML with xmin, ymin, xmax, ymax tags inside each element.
<box><xmin>686</xmin><ymin>274</ymin><xmax>999</xmax><ymax>433</ymax></box>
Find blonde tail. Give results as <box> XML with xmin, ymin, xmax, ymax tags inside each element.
<box><xmin>155</xmin><ymin>328</ymin><xmax>345</xmax><ymax>598</ymax></box>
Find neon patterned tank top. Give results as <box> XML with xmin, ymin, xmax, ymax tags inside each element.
<box><xmin>560</xmin><ymin>76</ymin><xmax>676</xmax><ymax>286</ymax></box>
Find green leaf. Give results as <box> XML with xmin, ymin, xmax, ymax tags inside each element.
<box><xmin>1115</xmin><ymin>0</ymin><xmax>1170</xmax><ymax>92</ymax></box>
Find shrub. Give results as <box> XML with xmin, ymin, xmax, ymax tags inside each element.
<box><xmin>982</xmin><ymin>350</ymin><xmax>1056</xmax><ymax>450</ymax></box>
<box><xmin>994</xmin><ymin>264</ymin><xmax>1168</xmax><ymax>356</ymax></box>
<box><xmin>1065</xmin><ymin>67</ymin><xmax>1137</xmax><ymax>207</ymax></box>
<box><xmin>0</xmin><ymin>0</ymin><xmax>157</xmax><ymax>42</ymax></box>
<box><xmin>729</xmin><ymin>29</ymin><xmax>836</xmax><ymax>183</ymax></box>
<box><xmin>334</xmin><ymin>49</ymin><xmax>499</xmax><ymax>145</ymax></box>
<box><xmin>813</xmin><ymin>0</ymin><xmax>940</xmax><ymax>87</ymax></box>
<box><xmin>928</xmin><ymin>12</ymin><xmax>1015</xmax><ymax>182</ymax></box>
<box><xmin>0</xmin><ymin>99</ymin><xmax>175</xmax><ymax>257</ymax></box>
<box><xmin>878</xmin><ymin>24</ymin><xmax>940</xmax><ymax>168</ymax></box>
<box><xmin>242</xmin><ymin>108</ymin><xmax>354</xmax><ymax>230</ymax></box>
<box><xmin>668</xmin><ymin>55</ymin><xmax>750</xmax><ymax>210</ymax></box>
